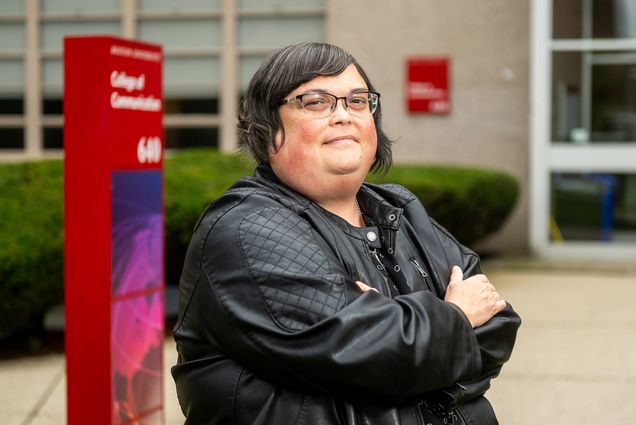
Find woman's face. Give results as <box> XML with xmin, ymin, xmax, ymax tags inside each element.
<box><xmin>269</xmin><ymin>64</ymin><xmax>378</xmax><ymax>203</ymax></box>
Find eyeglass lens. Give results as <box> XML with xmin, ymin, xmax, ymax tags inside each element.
<box><xmin>299</xmin><ymin>92</ymin><xmax>378</xmax><ymax>116</ymax></box>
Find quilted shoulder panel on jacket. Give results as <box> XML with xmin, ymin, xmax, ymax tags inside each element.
<box><xmin>238</xmin><ymin>206</ymin><xmax>347</xmax><ymax>332</ymax></box>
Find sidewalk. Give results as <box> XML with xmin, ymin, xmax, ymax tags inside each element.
<box><xmin>0</xmin><ymin>337</ymin><xmax>184</xmax><ymax>425</ymax></box>
<box><xmin>1</xmin><ymin>261</ymin><xmax>635</xmax><ymax>424</ymax></box>
<box><xmin>483</xmin><ymin>260</ymin><xmax>636</xmax><ymax>424</ymax></box>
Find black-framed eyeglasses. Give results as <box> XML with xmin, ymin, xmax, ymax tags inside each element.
<box><xmin>281</xmin><ymin>91</ymin><xmax>380</xmax><ymax>118</ymax></box>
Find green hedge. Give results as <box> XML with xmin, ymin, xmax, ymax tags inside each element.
<box><xmin>0</xmin><ymin>160</ymin><xmax>64</xmax><ymax>340</ymax></box>
<box><xmin>367</xmin><ymin>164</ymin><xmax>519</xmax><ymax>246</ymax></box>
<box><xmin>0</xmin><ymin>148</ymin><xmax>517</xmax><ymax>339</ymax></box>
<box><xmin>163</xmin><ymin>149</ymin><xmax>255</xmax><ymax>285</ymax></box>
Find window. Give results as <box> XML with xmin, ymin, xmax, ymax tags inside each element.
<box><xmin>553</xmin><ymin>0</ymin><xmax>636</xmax><ymax>39</ymax></box>
<box><xmin>0</xmin><ymin>128</ymin><xmax>23</xmax><ymax>149</ymax></box>
<box><xmin>551</xmin><ymin>51</ymin><xmax>636</xmax><ymax>143</ymax></box>
<box><xmin>0</xmin><ymin>0</ymin><xmax>325</xmax><ymax>158</ymax></box>
<box><xmin>551</xmin><ymin>172</ymin><xmax>636</xmax><ymax>242</ymax></box>
<box><xmin>531</xmin><ymin>0</ymin><xmax>636</xmax><ymax>258</ymax></box>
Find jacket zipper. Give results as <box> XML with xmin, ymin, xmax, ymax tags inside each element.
<box><xmin>369</xmin><ymin>248</ymin><xmax>392</xmax><ymax>297</ymax></box>
<box><xmin>414</xmin><ymin>400</ymin><xmax>425</xmax><ymax>425</ymax></box>
<box><xmin>410</xmin><ymin>258</ymin><xmax>435</xmax><ymax>293</ymax></box>
<box><xmin>411</xmin><ymin>258</ymin><xmax>428</xmax><ymax>277</ymax></box>
<box><xmin>450</xmin><ymin>407</ymin><xmax>468</xmax><ymax>425</ymax></box>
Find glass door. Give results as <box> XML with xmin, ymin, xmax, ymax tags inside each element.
<box><xmin>531</xmin><ymin>0</ymin><xmax>636</xmax><ymax>259</ymax></box>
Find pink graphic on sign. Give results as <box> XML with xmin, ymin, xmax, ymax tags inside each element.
<box><xmin>111</xmin><ymin>295</ymin><xmax>163</xmax><ymax>424</ymax></box>
<box><xmin>111</xmin><ymin>170</ymin><xmax>163</xmax><ymax>424</ymax></box>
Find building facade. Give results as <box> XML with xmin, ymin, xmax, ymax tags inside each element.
<box><xmin>1</xmin><ymin>0</ymin><xmax>635</xmax><ymax>260</ymax></box>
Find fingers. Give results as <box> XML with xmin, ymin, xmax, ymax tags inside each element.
<box><xmin>445</xmin><ymin>269</ymin><xmax>506</xmax><ymax>327</ymax></box>
<box><xmin>449</xmin><ymin>265</ymin><xmax>464</xmax><ymax>284</ymax></box>
<box><xmin>356</xmin><ymin>281</ymin><xmax>379</xmax><ymax>293</ymax></box>
<box><xmin>485</xmin><ymin>285</ymin><xmax>506</xmax><ymax>317</ymax></box>
<box><xmin>495</xmin><ymin>299</ymin><xmax>507</xmax><ymax>312</ymax></box>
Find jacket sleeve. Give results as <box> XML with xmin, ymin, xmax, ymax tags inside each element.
<box><xmin>393</xmin><ymin>184</ymin><xmax>521</xmax><ymax>376</ymax></box>
<box><xmin>431</xmin><ymin>220</ymin><xmax>521</xmax><ymax>371</ymax></box>
<box><xmin>175</xmin><ymin>192</ymin><xmax>483</xmax><ymax>405</ymax></box>
<box><xmin>382</xmin><ymin>182</ymin><xmax>520</xmax><ymax>409</ymax></box>
<box><xmin>425</xmin><ymin>217</ymin><xmax>521</xmax><ymax>409</ymax></box>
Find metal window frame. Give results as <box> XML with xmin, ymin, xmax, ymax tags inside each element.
<box><xmin>530</xmin><ymin>0</ymin><xmax>636</xmax><ymax>260</ymax></box>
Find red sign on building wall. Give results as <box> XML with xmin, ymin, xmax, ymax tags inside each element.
<box><xmin>64</xmin><ymin>36</ymin><xmax>164</xmax><ymax>425</ymax></box>
<box><xmin>406</xmin><ymin>57</ymin><xmax>451</xmax><ymax>114</ymax></box>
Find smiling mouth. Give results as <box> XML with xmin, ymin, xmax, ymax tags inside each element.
<box><xmin>324</xmin><ymin>136</ymin><xmax>358</xmax><ymax>145</ymax></box>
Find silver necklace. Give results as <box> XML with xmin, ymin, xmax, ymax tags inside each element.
<box><xmin>355</xmin><ymin>199</ymin><xmax>365</xmax><ymax>227</ymax></box>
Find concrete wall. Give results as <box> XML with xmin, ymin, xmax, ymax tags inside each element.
<box><xmin>327</xmin><ymin>0</ymin><xmax>531</xmax><ymax>252</ymax></box>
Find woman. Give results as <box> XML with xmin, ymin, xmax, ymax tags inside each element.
<box><xmin>172</xmin><ymin>42</ymin><xmax>520</xmax><ymax>424</ymax></box>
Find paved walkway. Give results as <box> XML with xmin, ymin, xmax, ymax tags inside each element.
<box><xmin>1</xmin><ymin>260</ymin><xmax>635</xmax><ymax>424</ymax></box>
<box><xmin>484</xmin><ymin>260</ymin><xmax>636</xmax><ymax>424</ymax></box>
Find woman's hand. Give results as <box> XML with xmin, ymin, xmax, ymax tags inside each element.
<box><xmin>356</xmin><ymin>281</ymin><xmax>379</xmax><ymax>293</ymax></box>
<box><xmin>357</xmin><ymin>268</ymin><xmax>506</xmax><ymax>329</ymax></box>
<box><xmin>444</xmin><ymin>266</ymin><xmax>506</xmax><ymax>328</ymax></box>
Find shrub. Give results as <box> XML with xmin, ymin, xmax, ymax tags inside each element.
<box><xmin>0</xmin><ymin>160</ymin><xmax>64</xmax><ymax>340</ymax></box>
<box><xmin>163</xmin><ymin>149</ymin><xmax>254</xmax><ymax>284</ymax></box>
<box><xmin>0</xmin><ymin>149</ymin><xmax>517</xmax><ymax>339</ymax></box>
<box><xmin>368</xmin><ymin>164</ymin><xmax>519</xmax><ymax>246</ymax></box>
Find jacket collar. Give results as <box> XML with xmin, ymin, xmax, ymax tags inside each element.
<box><xmin>253</xmin><ymin>164</ymin><xmax>403</xmax><ymax>232</ymax></box>
<box><xmin>358</xmin><ymin>185</ymin><xmax>403</xmax><ymax>231</ymax></box>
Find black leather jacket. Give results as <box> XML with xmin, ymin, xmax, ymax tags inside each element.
<box><xmin>172</xmin><ymin>165</ymin><xmax>521</xmax><ymax>424</ymax></box>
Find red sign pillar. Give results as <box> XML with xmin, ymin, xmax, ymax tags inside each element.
<box><xmin>64</xmin><ymin>36</ymin><xmax>164</xmax><ymax>425</ymax></box>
